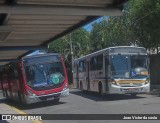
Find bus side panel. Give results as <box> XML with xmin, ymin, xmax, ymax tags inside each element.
<box><xmin>1</xmin><ymin>69</ymin><xmax>9</xmax><ymax>97</ymax></box>
<box><xmin>18</xmin><ymin>63</ymin><xmax>25</xmax><ymax>94</ymax></box>
<box><xmin>79</xmin><ymin>72</ymin><xmax>87</xmax><ymax>90</ymax></box>
<box><xmin>0</xmin><ymin>71</ymin><xmax>5</xmax><ymax>97</ymax></box>
<box><xmin>89</xmin><ymin>70</ymin><xmax>105</xmax><ymax>92</ymax></box>
<box><xmin>6</xmin><ymin>67</ymin><xmax>13</xmax><ymax>99</ymax></box>
<box><xmin>21</xmin><ymin>61</ymin><xmax>29</xmax><ymax>95</ymax></box>
<box><xmin>7</xmin><ymin>66</ymin><xmax>15</xmax><ymax>100</ymax></box>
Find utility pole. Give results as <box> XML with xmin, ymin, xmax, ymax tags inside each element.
<box><xmin>70</xmin><ymin>33</ymin><xmax>74</xmax><ymax>83</ymax></box>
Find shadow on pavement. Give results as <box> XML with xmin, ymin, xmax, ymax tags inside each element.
<box><xmin>70</xmin><ymin>90</ymin><xmax>146</xmax><ymax>102</ymax></box>
<box><xmin>4</xmin><ymin>99</ymin><xmax>66</xmax><ymax>110</ymax></box>
<box><xmin>0</xmin><ymin>98</ymin><xmax>6</xmax><ymax>103</ymax></box>
<box><xmin>0</xmin><ymin>120</ymin><xmax>9</xmax><ymax>123</ymax></box>
<box><xmin>0</xmin><ymin>98</ymin><xmax>9</xmax><ymax>123</ymax></box>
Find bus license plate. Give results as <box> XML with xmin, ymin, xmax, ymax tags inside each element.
<box><xmin>47</xmin><ymin>97</ymin><xmax>54</xmax><ymax>100</ymax></box>
<box><xmin>128</xmin><ymin>88</ymin><xmax>136</xmax><ymax>92</ymax></box>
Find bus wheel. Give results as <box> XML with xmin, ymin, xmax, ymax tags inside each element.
<box><xmin>80</xmin><ymin>82</ymin><xmax>84</xmax><ymax>92</ymax></box>
<box><xmin>98</xmin><ymin>82</ymin><xmax>103</xmax><ymax>96</ymax></box>
<box><xmin>54</xmin><ymin>98</ymin><xmax>60</xmax><ymax>103</ymax></box>
<box><xmin>131</xmin><ymin>93</ymin><xmax>137</xmax><ymax>97</ymax></box>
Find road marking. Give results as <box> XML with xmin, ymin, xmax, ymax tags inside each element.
<box><xmin>6</xmin><ymin>104</ymin><xmax>43</xmax><ymax>123</ymax></box>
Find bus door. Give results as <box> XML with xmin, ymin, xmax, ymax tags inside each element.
<box><xmin>86</xmin><ymin>61</ymin><xmax>90</xmax><ymax>91</ymax></box>
<box><xmin>17</xmin><ymin>64</ymin><xmax>25</xmax><ymax>93</ymax></box>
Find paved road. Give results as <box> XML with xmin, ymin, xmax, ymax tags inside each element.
<box><xmin>1</xmin><ymin>89</ymin><xmax>160</xmax><ymax>123</ymax></box>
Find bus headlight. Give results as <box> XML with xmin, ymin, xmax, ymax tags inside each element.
<box><xmin>28</xmin><ymin>90</ymin><xmax>36</xmax><ymax>96</ymax></box>
<box><xmin>145</xmin><ymin>78</ymin><xmax>150</xmax><ymax>84</ymax></box>
<box><xmin>111</xmin><ymin>80</ymin><xmax>117</xmax><ymax>85</ymax></box>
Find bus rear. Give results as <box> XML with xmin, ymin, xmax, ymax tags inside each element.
<box><xmin>21</xmin><ymin>53</ymin><xmax>69</xmax><ymax>104</ymax></box>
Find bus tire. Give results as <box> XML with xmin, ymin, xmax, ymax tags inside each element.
<box><xmin>98</xmin><ymin>82</ymin><xmax>103</xmax><ymax>96</ymax></box>
<box><xmin>54</xmin><ymin>98</ymin><xmax>60</xmax><ymax>103</ymax></box>
<box><xmin>131</xmin><ymin>93</ymin><xmax>137</xmax><ymax>97</ymax></box>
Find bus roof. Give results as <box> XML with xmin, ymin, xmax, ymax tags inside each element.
<box><xmin>74</xmin><ymin>46</ymin><xmax>147</xmax><ymax>62</ymax></box>
<box><xmin>23</xmin><ymin>53</ymin><xmax>60</xmax><ymax>60</ymax></box>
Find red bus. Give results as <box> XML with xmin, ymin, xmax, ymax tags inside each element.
<box><xmin>0</xmin><ymin>53</ymin><xmax>69</xmax><ymax>104</ymax></box>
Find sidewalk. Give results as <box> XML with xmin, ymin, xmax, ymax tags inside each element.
<box><xmin>0</xmin><ymin>91</ymin><xmax>34</xmax><ymax>123</ymax></box>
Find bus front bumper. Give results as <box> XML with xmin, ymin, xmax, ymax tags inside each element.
<box><xmin>25</xmin><ymin>88</ymin><xmax>69</xmax><ymax>104</ymax></box>
<box><xmin>109</xmin><ymin>84</ymin><xmax>150</xmax><ymax>94</ymax></box>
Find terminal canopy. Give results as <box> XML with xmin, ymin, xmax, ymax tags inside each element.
<box><xmin>0</xmin><ymin>0</ymin><xmax>127</xmax><ymax>65</ymax></box>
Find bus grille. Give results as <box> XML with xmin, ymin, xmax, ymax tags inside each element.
<box><xmin>119</xmin><ymin>83</ymin><xmax>143</xmax><ymax>87</ymax></box>
<box><xmin>38</xmin><ymin>93</ymin><xmax>61</xmax><ymax>101</ymax></box>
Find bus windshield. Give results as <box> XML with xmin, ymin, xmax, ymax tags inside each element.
<box><xmin>110</xmin><ymin>54</ymin><xmax>148</xmax><ymax>78</ymax></box>
<box><xmin>24</xmin><ymin>56</ymin><xmax>65</xmax><ymax>90</ymax></box>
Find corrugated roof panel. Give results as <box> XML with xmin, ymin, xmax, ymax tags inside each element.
<box><xmin>0</xmin><ymin>0</ymin><xmax>5</xmax><ymax>4</ymax></box>
<box><xmin>17</xmin><ymin>0</ymin><xmax>114</xmax><ymax>7</ymax></box>
<box><xmin>0</xmin><ymin>42</ymin><xmax>42</xmax><ymax>46</ymax></box>
<box><xmin>10</xmin><ymin>15</ymin><xmax>86</xmax><ymax>20</ymax></box>
<box><xmin>0</xmin><ymin>0</ymin><xmax>126</xmax><ymax>65</ymax></box>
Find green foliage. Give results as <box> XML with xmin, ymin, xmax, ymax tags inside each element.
<box><xmin>49</xmin><ymin>28</ymin><xmax>89</xmax><ymax>63</ymax></box>
<box><xmin>130</xmin><ymin>0</ymin><xmax>160</xmax><ymax>51</ymax></box>
<box><xmin>71</xmin><ymin>28</ymin><xmax>90</xmax><ymax>58</ymax></box>
<box><xmin>49</xmin><ymin>0</ymin><xmax>160</xmax><ymax>62</ymax></box>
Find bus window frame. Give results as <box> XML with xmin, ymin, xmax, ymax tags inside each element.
<box><xmin>78</xmin><ymin>60</ymin><xmax>86</xmax><ymax>73</ymax></box>
<box><xmin>97</xmin><ymin>54</ymin><xmax>103</xmax><ymax>70</ymax></box>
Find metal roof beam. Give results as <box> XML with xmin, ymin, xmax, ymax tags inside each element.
<box><xmin>0</xmin><ymin>5</ymin><xmax>122</xmax><ymax>16</ymax></box>
<box><xmin>0</xmin><ymin>59</ymin><xmax>19</xmax><ymax>62</ymax></box>
<box><xmin>5</xmin><ymin>0</ymin><xmax>17</xmax><ymax>5</ymax></box>
<box><xmin>0</xmin><ymin>46</ymin><xmax>47</xmax><ymax>51</ymax></box>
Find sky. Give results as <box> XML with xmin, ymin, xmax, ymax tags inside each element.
<box><xmin>27</xmin><ymin>50</ymin><xmax>41</xmax><ymax>56</ymax></box>
<box><xmin>83</xmin><ymin>17</ymin><xmax>104</xmax><ymax>32</ymax></box>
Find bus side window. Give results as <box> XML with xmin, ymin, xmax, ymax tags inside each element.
<box><xmin>97</xmin><ymin>54</ymin><xmax>103</xmax><ymax>70</ymax></box>
<box><xmin>82</xmin><ymin>60</ymin><xmax>86</xmax><ymax>72</ymax></box>
<box><xmin>2</xmin><ymin>69</ymin><xmax>7</xmax><ymax>82</ymax></box>
<box><xmin>79</xmin><ymin>60</ymin><xmax>86</xmax><ymax>72</ymax></box>
<box><xmin>10</xmin><ymin>66</ymin><xmax>18</xmax><ymax>80</ymax></box>
<box><xmin>78</xmin><ymin>61</ymin><xmax>81</xmax><ymax>72</ymax></box>
<box><xmin>90</xmin><ymin>57</ymin><xmax>97</xmax><ymax>71</ymax></box>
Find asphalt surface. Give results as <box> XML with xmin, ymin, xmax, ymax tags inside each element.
<box><xmin>1</xmin><ymin>89</ymin><xmax>160</xmax><ymax>123</ymax></box>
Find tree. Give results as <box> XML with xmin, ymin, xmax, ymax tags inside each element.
<box><xmin>49</xmin><ymin>28</ymin><xmax>90</xmax><ymax>61</ymax></box>
<box><xmin>89</xmin><ymin>12</ymin><xmax>132</xmax><ymax>52</ymax></box>
<box><xmin>130</xmin><ymin>0</ymin><xmax>160</xmax><ymax>53</ymax></box>
<box><xmin>49</xmin><ymin>28</ymin><xmax>90</xmax><ymax>83</ymax></box>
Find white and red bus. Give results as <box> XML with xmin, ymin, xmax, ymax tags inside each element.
<box><xmin>0</xmin><ymin>53</ymin><xmax>69</xmax><ymax>104</ymax></box>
